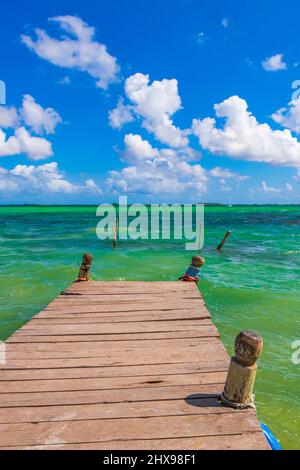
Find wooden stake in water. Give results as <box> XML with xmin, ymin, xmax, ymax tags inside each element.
<box><xmin>216</xmin><ymin>230</ymin><xmax>231</xmax><ymax>251</ymax></box>
<box><xmin>113</xmin><ymin>218</ymin><xmax>118</xmax><ymax>249</ymax></box>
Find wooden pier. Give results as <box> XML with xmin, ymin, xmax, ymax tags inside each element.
<box><xmin>0</xmin><ymin>281</ymin><xmax>269</xmax><ymax>450</ymax></box>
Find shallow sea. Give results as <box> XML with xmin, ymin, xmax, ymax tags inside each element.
<box><xmin>0</xmin><ymin>205</ymin><xmax>299</xmax><ymax>449</ymax></box>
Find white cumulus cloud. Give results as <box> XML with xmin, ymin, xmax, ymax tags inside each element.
<box><xmin>85</xmin><ymin>178</ymin><xmax>102</xmax><ymax>194</ymax></box>
<box><xmin>108</xmin><ymin>98</ymin><xmax>134</xmax><ymax>129</ymax></box>
<box><xmin>122</xmin><ymin>133</ymin><xmax>158</xmax><ymax>162</ymax></box>
<box><xmin>272</xmin><ymin>98</ymin><xmax>300</xmax><ymax>134</ymax></box>
<box><xmin>109</xmin><ymin>73</ymin><xmax>188</xmax><ymax>148</ymax></box>
<box><xmin>192</xmin><ymin>95</ymin><xmax>300</xmax><ymax>167</ymax></box>
<box><xmin>209</xmin><ymin>166</ymin><xmax>248</xmax><ymax>181</ymax></box>
<box><xmin>22</xmin><ymin>15</ymin><xmax>120</xmax><ymax>89</ymax></box>
<box><xmin>262</xmin><ymin>53</ymin><xmax>287</xmax><ymax>72</ymax></box>
<box><xmin>0</xmin><ymin>162</ymin><xmax>76</xmax><ymax>193</ymax></box>
<box><xmin>0</xmin><ymin>106</ymin><xmax>19</xmax><ymax>128</ymax></box>
<box><xmin>21</xmin><ymin>94</ymin><xmax>62</xmax><ymax>134</ymax></box>
<box><xmin>14</xmin><ymin>127</ymin><xmax>53</xmax><ymax>160</ymax></box>
<box><xmin>0</xmin><ymin>129</ymin><xmax>20</xmax><ymax>157</ymax></box>
<box><xmin>0</xmin><ymin>95</ymin><xmax>62</xmax><ymax>160</ymax></box>
<box><xmin>0</xmin><ymin>126</ymin><xmax>53</xmax><ymax>160</ymax></box>
<box><xmin>0</xmin><ymin>162</ymin><xmax>102</xmax><ymax>195</ymax></box>
<box><xmin>107</xmin><ymin>133</ymin><xmax>208</xmax><ymax>195</ymax></box>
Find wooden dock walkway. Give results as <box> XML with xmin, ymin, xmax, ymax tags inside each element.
<box><xmin>0</xmin><ymin>281</ymin><xmax>269</xmax><ymax>450</ymax></box>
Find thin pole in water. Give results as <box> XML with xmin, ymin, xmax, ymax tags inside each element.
<box><xmin>216</xmin><ymin>230</ymin><xmax>231</xmax><ymax>251</ymax></box>
<box><xmin>113</xmin><ymin>218</ymin><xmax>118</xmax><ymax>249</ymax></box>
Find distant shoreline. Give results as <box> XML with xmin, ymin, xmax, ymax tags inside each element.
<box><xmin>0</xmin><ymin>203</ymin><xmax>300</xmax><ymax>207</ymax></box>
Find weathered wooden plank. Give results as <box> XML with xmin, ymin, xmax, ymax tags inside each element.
<box><xmin>2</xmin><ymin>342</ymin><xmax>227</xmax><ymax>366</ymax></box>
<box><xmin>0</xmin><ymin>384</ymin><xmax>223</xmax><ymax>407</ymax></box>
<box><xmin>0</xmin><ymin>371</ymin><xmax>227</xmax><ymax>393</ymax></box>
<box><xmin>51</xmin><ymin>290</ymin><xmax>202</xmax><ymax>305</ymax></box>
<box><xmin>42</xmin><ymin>305</ymin><xmax>208</xmax><ymax>317</ymax></box>
<box><xmin>0</xmin><ymin>397</ymin><xmax>246</xmax><ymax>424</ymax></box>
<box><xmin>45</xmin><ymin>299</ymin><xmax>204</xmax><ymax>312</ymax></box>
<box><xmin>62</xmin><ymin>284</ymin><xmax>200</xmax><ymax>290</ymax></box>
<box><xmin>68</xmin><ymin>281</ymin><xmax>194</xmax><ymax>288</ymax></box>
<box><xmin>0</xmin><ymin>432</ymin><xmax>269</xmax><ymax>450</ymax></box>
<box><xmin>36</xmin><ymin>306</ymin><xmax>207</xmax><ymax>316</ymax></box>
<box><xmin>34</xmin><ymin>310</ymin><xmax>209</xmax><ymax>322</ymax></box>
<box><xmin>16</xmin><ymin>319</ymin><xmax>211</xmax><ymax>335</ymax></box>
<box><xmin>49</xmin><ymin>292</ymin><xmax>202</xmax><ymax>304</ymax></box>
<box><xmin>63</xmin><ymin>289</ymin><xmax>198</xmax><ymax>296</ymax></box>
<box><xmin>30</xmin><ymin>314</ymin><xmax>209</xmax><ymax>325</ymax></box>
<box><xmin>0</xmin><ymin>414</ymin><xmax>263</xmax><ymax>447</ymax></box>
<box><xmin>0</xmin><ymin>371</ymin><xmax>226</xmax><ymax>394</ymax></box>
<box><xmin>6</xmin><ymin>335</ymin><xmax>218</xmax><ymax>352</ymax></box>
<box><xmin>6</xmin><ymin>330</ymin><xmax>213</xmax><ymax>343</ymax></box>
<box><xmin>0</xmin><ymin>361</ymin><xmax>228</xmax><ymax>381</ymax></box>
<box><xmin>5</xmin><ymin>335</ymin><xmax>219</xmax><ymax>355</ymax></box>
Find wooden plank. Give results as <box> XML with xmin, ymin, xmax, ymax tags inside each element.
<box><xmin>6</xmin><ymin>330</ymin><xmax>214</xmax><ymax>343</ymax></box>
<box><xmin>0</xmin><ymin>371</ymin><xmax>227</xmax><ymax>393</ymax></box>
<box><xmin>17</xmin><ymin>319</ymin><xmax>211</xmax><ymax>332</ymax></box>
<box><xmin>6</xmin><ymin>335</ymin><xmax>218</xmax><ymax>352</ymax></box>
<box><xmin>0</xmin><ymin>432</ymin><xmax>269</xmax><ymax>450</ymax></box>
<box><xmin>67</xmin><ymin>281</ymin><xmax>195</xmax><ymax>288</ymax></box>
<box><xmin>44</xmin><ymin>299</ymin><xmax>205</xmax><ymax>312</ymax></box>
<box><xmin>0</xmin><ymin>361</ymin><xmax>228</xmax><ymax>381</ymax></box>
<box><xmin>49</xmin><ymin>293</ymin><xmax>202</xmax><ymax>304</ymax></box>
<box><xmin>64</xmin><ymin>285</ymin><xmax>196</xmax><ymax>291</ymax></box>
<box><xmin>0</xmin><ymin>414</ymin><xmax>263</xmax><ymax>447</ymax></box>
<box><xmin>33</xmin><ymin>310</ymin><xmax>209</xmax><ymax>322</ymax></box>
<box><xmin>5</xmin><ymin>335</ymin><xmax>219</xmax><ymax>354</ymax></box>
<box><xmin>54</xmin><ymin>290</ymin><xmax>201</xmax><ymax>305</ymax></box>
<box><xmin>0</xmin><ymin>397</ymin><xmax>247</xmax><ymax>424</ymax></box>
<box><xmin>0</xmin><ymin>384</ymin><xmax>223</xmax><ymax>407</ymax></box>
<box><xmin>3</xmin><ymin>343</ymin><xmax>228</xmax><ymax>366</ymax></box>
<box><xmin>35</xmin><ymin>306</ymin><xmax>207</xmax><ymax>316</ymax></box>
<box><xmin>30</xmin><ymin>314</ymin><xmax>209</xmax><ymax>324</ymax></box>
<box><xmin>15</xmin><ymin>319</ymin><xmax>211</xmax><ymax>335</ymax></box>
<box><xmin>63</xmin><ymin>289</ymin><xmax>198</xmax><ymax>296</ymax></box>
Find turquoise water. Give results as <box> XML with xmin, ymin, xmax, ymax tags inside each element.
<box><xmin>0</xmin><ymin>205</ymin><xmax>299</xmax><ymax>449</ymax></box>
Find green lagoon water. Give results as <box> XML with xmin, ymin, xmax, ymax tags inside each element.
<box><xmin>0</xmin><ymin>204</ymin><xmax>299</xmax><ymax>449</ymax></box>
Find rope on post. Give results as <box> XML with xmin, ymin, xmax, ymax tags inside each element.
<box><xmin>76</xmin><ymin>253</ymin><xmax>93</xmax><ymax>282</ymax></box>
<box><xmin>221</xmin><ymin>330</ymin><xmax>263</xmax><ymax>409</ymax></box>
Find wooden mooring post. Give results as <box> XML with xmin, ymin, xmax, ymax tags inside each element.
<box><xmin>76</xmin><ymin>253</ymin><xmax>93</xmax><ymax>281</ymax></box>
<box><xmin>221</xmin><ymin>330</ymin><xmax>263</xmax><ymax>409</ymax></box>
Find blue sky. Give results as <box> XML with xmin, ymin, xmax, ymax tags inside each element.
<box><xmin>1</xmin><ymin>0</ymin><xmax>300</xmax><ymax>203</ymax></box>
